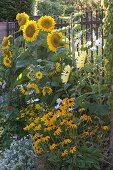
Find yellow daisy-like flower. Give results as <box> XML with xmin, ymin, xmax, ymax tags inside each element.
<box><xmin>3</xmin><ymin>57</ymin><xmax>12</xmax><ymax>68</ymax></box>
<box><xmin>70</xmin><ymin>146</ymin><xmax>77</xmax><ymax>154</ymax></box>
<box><xmin>54</xmin><ymin>127</ymin><xmax>62</xmax><ymax>136</ymax></box>
<box><xmin>61</xmin><ymin>150</ymin><xmax>68</xmax><ymax>157</ymax></box>
<box><xmin>3</xmin><ymin>49</ymin><xmax>12</xmax><ymax>58</ymax></box>
<box><xmin>103</xmin><ymin>125</ymin><xmax>109</xmax><ymax>131</ymax></box>
<box><xmin>16</xmin><ymin>12</ymin><xmax>29</xmax><ymax>30</ymax></box>
<box><xmin>37</xmin><ymin>16</ymin><xmax>56</xmax><ymax>32</ymax></box>
<box><xmin>61</xmin><ymin>65</ymin><xmax>71</xmax><ymax>84</ymax></box>
<box><xmin>47</xmin><ymin>32</ymin><xmax>63</xmax><ymax>52</ymax></box>
<box><xmin>80</xmin><ymin>114</ymin><xmax>92</xmax><ymax>122</ymax></box>
<box><xmin>35</xmin><ymin>71</ymin><xmax>43</xmax><ymax>79</ymax></box>
<box><xmin>20</xmin><ymin>87</ymin><xmax>30</xmax><ymax>96</ymax></box>
<box><xmin>2</xmin><ymin>35</ymin><xmax>12</xmax><ymax>50</ymax></box>
<box><xmin>63</xmin><ymin>139</ymin><xmax>72</xmax><ymax>145</ymax></box>
<box><xmin>42</xmin><ymin>86</ymin><xmax>53</xmax><ymax>95</ymax></box>
<box><xmin>42</xmin><ymin>136</ymin><xmax>50</xmax><ymax>142</ymax></box>
<box><xmin>27</xmin><ymin>82</ymin><xmax>40</xmax><ymax>94</ymax></box>
<box><xmin>50</xmin><ymin>144</ymin><xmax>57</xmax><ymax>150</ymax></box>
<box><xmin>23</xmin><ymin>20</ymin><xmax>39</xmax><ymax>42</ymax></box>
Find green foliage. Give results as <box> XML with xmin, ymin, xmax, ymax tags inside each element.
<box><xmin>0</xmin><ymin>0</ymin><xmax>34</xmax><ymax>21</ymax></box>
<box><xmin>64</xmin><ymin>6</ymin><xmax>75</xmax><ymax>15</ymax></box>
<box><xmin>36</xmin><ymin>1</ymin><xmax>64</xmax><ymax>16</ymax></box>
<box><xmin>0</xmin><ymin>95</ymin><xmax>27</xmax><ymax>149</ymax></box>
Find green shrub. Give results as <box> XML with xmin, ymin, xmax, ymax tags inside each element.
<box><xmin>64</xmin><ymin>6</ymin><xmax>75</xmax><ymax>15</ymax></box>
<box><xmin>0</xmin><ymin>0</ymin><xmax>34</xmax><ymax>21</ymax></box>
<box><xmin>37</xmin><ymin>1</ymin><xmax>64</xmax><ymax>16</ymax></box>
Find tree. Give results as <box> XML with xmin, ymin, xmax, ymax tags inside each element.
<box><xmin>0</xmin><ymin>0</ymin><xmax>35</xmax><ymax>21</ymax></box>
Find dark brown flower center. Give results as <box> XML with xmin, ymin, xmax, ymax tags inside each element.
<box><xmin>26</xmin><ymin>24</ymin><xmax>35</xmax><ymax>37</ymax></box>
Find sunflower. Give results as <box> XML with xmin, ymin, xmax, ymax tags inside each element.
<box><xmin>23</xmin><ymin>20</ymin><xmax>39</xmax><ymax>42</ymax></box>
<box><xmin>37</xmin><ymin>16</ymin><xmax>56</xmax><ymax>32</ymax></box>
<box><xmin>3</xmin><ymin>49</ymin><xmax>12</xmax><ymax>58</ymax></box>
<box><xmin>42</xmin><ymin>86</ymin><xmax>52</xmax><ymax>95</ymax></box>
<box><xmin>16</xmin><ymin>12</ymin><xmax>29</xmax><ymax>30</ymax></box>
<box><xmin>2</xmin><ymin>35</ymin><xmax>13</xmax><ymax>50</ymax></box>
<box><xmin>3</xmin><ymin>57</ymin><xmax>12</xmax><ymax>68</ymax></box>
<box><xmin>61</xmin><ymin>65</ymin><xmax>71</xmax><ymax>84</ymax></box>
<box><xmin>35</xmin><ymin>71</ymin><xmax>43</xmax><ymax>79</ymax></box>
<box><xmin>47</xmin><ymin>32</ymin><xmax>63</xmax><ymax>52</ymax></box>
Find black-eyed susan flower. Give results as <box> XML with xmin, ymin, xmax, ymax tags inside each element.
<box><xmin>3</xmin><ymin>57</ymin><xmax>12</xmax><ymax>68</ymax></box>
<box><xmin>35</xmin><ymin>71</ymin><xmax>43</xmax><ymax>79</ymax></box>
<box><xmin>23</xmin><ymin>20</ymin><xmax>39</xmax><ymax>42</ymax></box>
<box><xmin>102</xmin><ymin>125</ymin><xmax>109</xmax><ymax>131</ymax></box>
<box><xmin>61</xmin><ymin>150</ymin><xmax>68</xmax><ymax>157</ymax></box>
<box><xmin>63</xmin><ymin>139</ymin><xmax>72</xmax><ymax>145</ymax></box>
<box><xmin>27</xmin><ymin>82</ymin><xmax>40</xmax><ymax>94</ymax></box>
<box><xmin>37</xmin><ymin>16</ymin><xmax>56</xmax><ymax>32</ymax></box>
<box><xmin>2</xmin><ymin>35</ymin><xmax>12</xmax><ymax>50</ymax></box>
<box><xmin>20</xmin><ymin>87</ymin><xmax>30</xmax><ymax>95</ymax></box>
<box><xmin>54</xmin><ymin>127</ymin><xmax>62</xmax><ymax>136</ymax></box>
<box><xmin>61</xmin><ymin>65</ymin><xmax>71</xmax><ymax>84</ymax></box>
<box><xmin>42</xmin><ymin>86</ymin><xmax>52</xmax><ymax>95</ymax></box>
<box><xmin>47</xmin><ymin>32</ymin><xmax>63</xmax><ymax>52</ymax></box>
<box><xmin>80</xmin><ymin>114</ymin><xmax>92</xmax><ymax>122</ymax></box>
<box><xmin>70</xmin><ymin>146</ymin><xmax>77</xmax><ymax>154</ymax></box>
<box><xmin>50</xmin><ymin>143</ymin><xmax>57</xmax><ymax>150</ymax></box>
<box><xmin>16</xmin><ymin>12</ymin><xmax>29</xmax><ymax>30</ymax></box>
<box><xmin>34</xmin><ymin>124</ymin><xmax>42</xmax><ymax>131</ymax></box>
<box><xmin>42</xmin><ymin>136</ymin><xmax>50</xmax><ymax>142</ymax></box>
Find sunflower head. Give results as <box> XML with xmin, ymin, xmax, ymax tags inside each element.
<box><xmin>3</xmin><ymin>57</ymin><xmax>12</xmax><ymax>68</ymax></box>
<box><xmin>2</xmin><ymin>35</ymin><xmax>12</xmax><ymax>50</ymax></box>
<box><xmin>47</xmin><ymin>32</ymin><xmax>63</xmax><ymax>52</ymax></box>
<box><xmin>37</xmin><ymin>16</ymin><xmax>56</xmax><ymax>32</ymax></box>
<box><xmin>16</xmin><ymin>12</ymin><xmax>29</xmax><ymax>30</ymax></box>
<box><xmin>3</xmin><ymin>49</ymin><xmax>12</xmax><ymax>58</ymax></box>
<box><xmin>35</xmin><ymin>71</ymin><xmax>43</xmax><ymax>79</ymax></box>
<box><xmin>23</xmin><ymin>20</ymin><xmax>39</xmax><ymax>42</ymax></box>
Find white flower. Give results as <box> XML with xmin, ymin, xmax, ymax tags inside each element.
<box><xmin>68</xmin><ymin>107</ymin><xmax>73</xmax><ymax>112</ymax></box>
<box><xmin>74</xmin><ymin>39</ymin><xmax>79</xmax><ymax>47</ymax></box>
<box><xmin>56</xmin><ymin>98</ymin><xmax>62</xmax><ymax>105</ymax></box>
<box><xmin>95</xmin><ymin>39</ymin><xmax>102</xmax><ymax>46</ymax></box>
<box><xmin>93</xmin><ymin>30</ymin><xmax>96</xmax><ymax>41</ymax></box>
<box><xmin>90</xmin><ymin>46</ymin><xmax>96</xmax><ymax>51</ymax></box>
<box><xmin>77</xmin><ymin>31</ymin><xmax>82</xmax><ymax>38</ymax></box>
<box><xmin>61</xmin><ymin>65</ymin><xmax>71</xmax><ymax>84</ymax></box>
<box><xmin>86</xmin><ymin>41</ymin><xmax>91</xmax><ymax>47</ymax></box>
<box><xmin>55</xmin><ymin>104</ymin><xmax>60</xmax><ymax>110</ymax></box>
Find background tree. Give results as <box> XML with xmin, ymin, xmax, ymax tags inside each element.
<box><xmin>103</xmin><ymin>0</ymin><xmax>113</xmax><ymax>166</ymax></box>
<box><xmin>0</xmin><ymin>0</ymin><xmax>35</xmax><ymax>21</ymax></box>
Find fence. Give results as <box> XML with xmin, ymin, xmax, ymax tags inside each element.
<box><xmin>5</xmin><ymin>9</ymin><xmax>104</xmax><ymax>59</ymax></box>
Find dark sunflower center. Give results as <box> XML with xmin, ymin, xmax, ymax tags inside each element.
<box><xmin>4</xmin><ymin>50</ymin><xmax>10</xmax><ymax>56</ymax></box>
<box><xmin>26</xmin><ymin>24</ymin><xmax>35</xmax><ymax>37</ymax></box>
<box><xmin>43</xmin><ymin>20</ymin><xmax>51</xmax><ymax>28</ymax></box>
<box><xmin>6</xmin><ymin>59</ymin><xmax>10</xmax><ymax>64</ymax></box>
<box><xmin>51</xmin><ymin>34</ymin><xmax>60</xmax><ymax>47</ymax></box>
